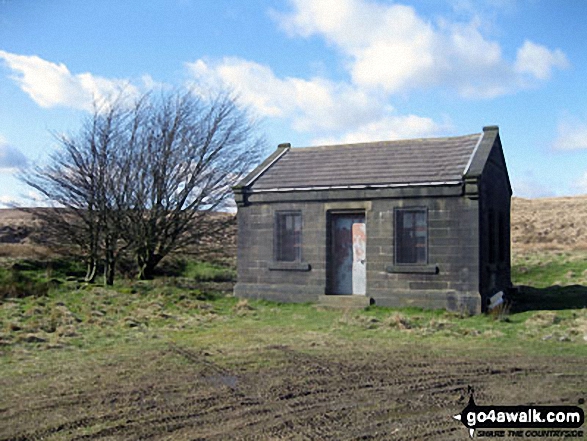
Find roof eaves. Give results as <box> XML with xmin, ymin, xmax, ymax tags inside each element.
<box><xmin>464</xmin><ymin>126</ymin><xmax>499</xmax><ymax>178</ymax></box>
<box><xmin>462</xmin><ymin>132</ymin><xmax>484</xmax><ymax>176</ymax></box>
<box><xmin>250</xmin><ymin>180</ymin><xmax>462</xmax><ymax>193</ymax></box>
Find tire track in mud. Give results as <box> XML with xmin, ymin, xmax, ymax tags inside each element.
<box><xmin>242</xmin><ymin>345</ymin><xmax>452</xmax><ymax>440</ymax></box>
<box><xmin>60</xmin><ymin>344</ymin><xmax>254</xmax><ymax>440</ymax></box>
<box><xmin>1</xmin><ymin>346</ymin><xmax>243</xmax><ymax>441</ymax></box>
<box><xmin>248</xmin><ymin>347</ymin><xmax>556</xmax><ymax>440</ymax></box>
<box><xmin>2</xmin><ymin>346</ymin><xmax>586</xmax><ymax>440</ymax></box>
<box><xmin>166</xmin><ymin>343</ymin><xmax>334</xmax><ymax>440</ymax></box>
<box><xmin>66</xmin><ymin>342</ymin><xmax>318</xmax><ymax>440</ymax></box>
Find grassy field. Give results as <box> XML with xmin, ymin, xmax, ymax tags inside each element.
<box><xmin>0</xmin><ymin>253</ymin><xmax>585</xmax><ymax>353</ymax></box>
<box><xmin>512</xmin><ymin>250</ymin><xmax>587</xmax><ymax>287</ymax></box>
<box><xmin>1</xmin><ymin>198</ymin><xmax>587</xmax><ymax>439</ymax></box>
<box><xmin>0</xmin><ymin>254</ymin><xmax>586</xmax><ymax>439</ymax></box>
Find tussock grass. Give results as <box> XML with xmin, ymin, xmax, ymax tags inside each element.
<box><xmin>382</xmin><ymin>312</ymin><xmax>413</xmax><ymax>329</ymax></box>
<box><xmin>1</xmin><ymin>250</ymin><xmax>586</xmax><ymax>361</ymax></box>
<box><xmin>512</xmin><ymin>250</ymin><xmax>587</xmax><ymax>287</ymax></box>
<box><xmin>525</xmin><ymin>311</ymin><xmax>561</xmax><ymax>327</ymax></box>
<box><xmin>182</xmin><ymin>260</ymin><xmax>236</xmax><ymax>282</ymax></box>
<box><xmin>233</xmin><ymin>299</ymin><xmax>255</xmax><ymax>316</ymax></box>
<box><xmin>511</xmin><ymin>195</ymin><xmax>587</xmax><ymax>253</ymax></box>
<box><xmin>0</xmin><ymin>243</ymin><xmax>51</xmax><ymax>259</ymax></box>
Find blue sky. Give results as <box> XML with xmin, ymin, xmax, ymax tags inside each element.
<box><xmin>1</xmin><ymin>0</ymin><xmax>587</xmax><ymax>205</ymax></box>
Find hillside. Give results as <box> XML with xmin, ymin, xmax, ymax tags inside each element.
<box><xmin>511</xmin><ymin>195</ymin><xmax>587</xmax><ymax>252</ymax></box>
<box><xmin>1</xmin><ymin>195</ymin><xmax>587</xmax><ymax>257</ymax></box>
<box><xmin>0</xmin><ymin>209</ymin><xmax>236</xmax><ymax>261</ymax></box>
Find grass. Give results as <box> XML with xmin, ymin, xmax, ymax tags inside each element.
<box><xmin>1</xmin><ymin>255</ymin><xmax>586</xmax><ymax>441</ymax></box>
<box><xmin>1</xmin><ymin>253</ymin><xmax>586</xmax><ymax>377</ymax></box>
<box><xmin>0</xmin><ymin>257</ymin><xmax>238</xmax><ymax>356</ymax></box>
<box><xmin>182</xmin><ymin>260</ymin><xmax>236</xmax><ymax>282</ymax></box>
<box><xmin>1</xmin><ymin>277</ymin><xmax>586</xmax><ymax>362</ymax></box>
<box><xmin>510</xmin><ymin>251</ymin><xmax>587</xmax><ymax>312</ymax></box>
<box><xmin>0</xmin><ymin>258</ymin><xmax>88</xmax><ymax>300</ymax></box>
<box><xmin>512</xmin><ymin>250</ymin><xmax>587</xmax><ymax>287</ymax></box>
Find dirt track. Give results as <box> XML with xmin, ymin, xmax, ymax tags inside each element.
<box><xmin>1</xmin><ymin>344</ymin><xmax>584</xmax><ymax>440</ymax></box>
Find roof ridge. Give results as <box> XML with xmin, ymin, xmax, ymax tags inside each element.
<box><xmin>290</xmin><ymin>133</ymin><xmax>481</xmax><ymax>151</ymax></box>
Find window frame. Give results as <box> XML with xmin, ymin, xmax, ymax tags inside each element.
<box><xmin>273</xmin><ymin>210</ymin><xmax>302</xmax><ymax>263</ymax></box>
<box><xmin>394</xmin><ymin>207</ymin><xmax>429</xmax><ymax>266</ymax></box>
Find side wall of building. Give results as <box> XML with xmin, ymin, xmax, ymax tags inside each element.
<box><xmin>235</xmin><ymin>187</ymin><xmax>482</xmax><ymax>313</ymax></box>
<box><xmin>478</xmin><ymin>137</ymin><xmax>512</xmax><ymax>309</ymax></box>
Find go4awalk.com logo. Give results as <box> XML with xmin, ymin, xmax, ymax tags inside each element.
<box><xmin>453</xmin><ymin>388</ymin><xmax>585</xmax><ymax>438</ymax></box>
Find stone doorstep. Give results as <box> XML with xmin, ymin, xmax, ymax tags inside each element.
<box><xmin>317</xmin><ymin>295</ymin><xmax>372</xmax><ymax>309</ymax></box>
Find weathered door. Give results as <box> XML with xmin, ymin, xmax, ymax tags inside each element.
<box><xmin>330</xmin><ymin>213</ymin><xmax>366</xmax><ymax>295</ymax></box>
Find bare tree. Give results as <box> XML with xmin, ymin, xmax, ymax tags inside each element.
<box><xmin>127</xmin><ymin>91</ymin><xmax>262</xmax><ymax>279</ymax></box>
<box><xmin>22</xmin><ymin>88</ymin><xmax>264</xmax><ymax>283</ymax></box>
<box><xmin>22</xmin><ymin>98</ymin><xmax>135</xmax><ymax>283</ymax></box>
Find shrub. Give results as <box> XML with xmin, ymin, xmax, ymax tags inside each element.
<box><xmin>0</xmin><ymin>269</ymin><xmax>50</xmax><ymax>299</ymax></box>
<box><xmin>183</xmin><ymin>261</ymin><xmax>236</xmax><ymax>282</ymax></box>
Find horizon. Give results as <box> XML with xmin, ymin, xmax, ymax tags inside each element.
<box><xmin>1</xmin><ymin>0</ymin><xmax>587</xmax><ymax>204</ymax></box>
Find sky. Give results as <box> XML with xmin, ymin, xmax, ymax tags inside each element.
<box><xmin>1</xmin><ymin>0</ymin><xmax>587</xmax><ymax>205</ymax></box>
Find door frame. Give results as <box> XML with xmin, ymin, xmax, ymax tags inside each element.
<box><xmin>326</xmin><ymin>210</ymin><xmax>366</xmax><ymax>295</ymax></box>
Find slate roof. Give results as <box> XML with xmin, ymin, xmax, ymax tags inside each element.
<box><xmin>248</xmin><ymin>133</ymin><xmax>483</xmax><ymax>191</ymax></box>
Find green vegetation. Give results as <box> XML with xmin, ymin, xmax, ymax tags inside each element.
<box><xmin>0</xmin><ymin>253</ymin><xmax>585</xmax><ymax>371</ymax></box>
<box><xmin>510</xmin><ymin>251</ymin><xmax>587</xmax><ymax>312</ymax></box>
<box><xmin>0</xmin><ymin>258</ymin><xmax>88</xmax><ymax>300</ymax></box>
<box><xmin>512</xmin><ymin>250</ymin><xmax>587</xmax><ymax>287</ymax></box>
<box><xmin>2</xmin><ymin>283</ymin><xmax>587</xmax><ymax>362</ymax></box>
<box><xmin>182</xmin><ymin>260</ymin><xmax>236</xmax><ymax>282</ymax></box>
<box><xmin>1</xmin><ymin>255</ymin><xmax>586</xmax><ymax>361</ymax></box>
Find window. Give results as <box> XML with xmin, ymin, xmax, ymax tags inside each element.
<box><xmin>274</xmin><ymin>211</ymin><xmax>302</xmax><ymax>262</ymax></box>
<box><xmin>395</xmin><ymin>208</ymin><xmax>427</xmax><ymax>265</ymax></box>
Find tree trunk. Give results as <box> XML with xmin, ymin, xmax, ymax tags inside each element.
<box><xmin>104</xmin><ymin>249</ymin><xmax>116</xmax><ymax>286</ymax></box>
<box><xmin>137</xmin><ymin>253</ymin><xmax>163</xmax><ymax>280</ymax></box>
<box><xmin>85</xmin><ymin>258</ymin><xmax>97</xmax><ymax>283</ymax></box>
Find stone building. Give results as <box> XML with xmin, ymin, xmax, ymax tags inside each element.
<box><xmin>233</xmin><ymin>126</ymin><xmax>511</xmax><ymax>314</ymax></box>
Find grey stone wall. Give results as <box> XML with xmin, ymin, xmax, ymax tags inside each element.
<box><xmin>235</xmin><ymin>186</ymin><xmax>483</xmax><ymax>313</ymax></box>
<box><xmin>478</xmin><ymin>137</ymin><xmax>512</xmax><ymax>309</ymax></box>
<box><xmin>235</xmin><ymin>201</ymin><xmax>328</xmax><ymax>303</ymax></box>
<box><xmin>366</xmin><ymin>195</ymin><xmax>480</xmax><ymax>314</ymax></box>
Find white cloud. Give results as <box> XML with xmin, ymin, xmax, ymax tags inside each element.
<box><xmin>273</xmin><ymin>0</ymin><xmax>436</xmax><ymax>93</ymax></box>
<box><xmin>575</xmin><ymin>171</ymin><xmax>587</xmax><ymax>195</ymax></box>
<box><xmin>553</xmin><ymin>117</ymin><xmax>587</xmax><ymax>150</ymax></box>
<box><xmin>515</xmin><ymin>40</ymin><xmax>569</xmax><ymax>80</ymax></box>
<box><xmin>188</xmin><ymin>57</ymin><xmax>453</xmax><ymax>143</ymax></box>
<box><xmin>511</xmin><ymin>177</ymin><xmax>557</xmax><ymax>199</ymax></box>
<box><xmin>274</xmin><ymin>0</ymin><xmax>569</xmax><ymax>98</ymax></box>
<box><xmin>188</xmin><ymin>57</ymin><xmax>389</xmax><ymax>133</ymax></box>
<box><xmin>0</xmin><ymin>138</ymin><xmax>27</xmax><ymax>172</ymax></box>
<box><xmin>312</xmin><ymin>114</ymin><xmax>444</xmax><ymax>145</ymax></box>
<box><xmin>0</xmin><ymin>50</ymin><xmax>139</xmax><ymax>111</ymax></box>
<box><xmin>0</xmin><ymin>195</ymin><xmax>20</xmax><ymax>207</ymax></box>
<box><xmin>0</xmin><ymin>191</ymin><xmax>45</xmax><ymax>208</ymax></box>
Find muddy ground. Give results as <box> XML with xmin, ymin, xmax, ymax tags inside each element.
<box><xmin>1</xmin><ymin>343</ymin><xmax>584</xmax><ymax>440</ymax></box>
